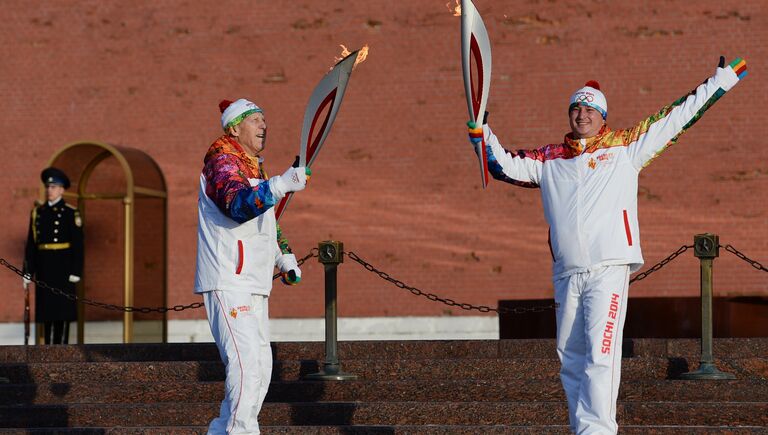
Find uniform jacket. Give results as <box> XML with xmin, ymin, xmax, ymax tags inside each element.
<box><xmin>23</xmin><ymin>198</ymin><xmax>84</xmax><ymax>321</ymax></box>
<box><xmin>194</xmin><ymin>136</ymin><xmax>292</xmax><ymax>295</ymax></box>
<box><xmin>483</xmin><ymin>66</ymin><xmax>741</xmax><ymax>279</ymax></box>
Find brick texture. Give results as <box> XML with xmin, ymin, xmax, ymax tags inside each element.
<box><xmin>0</xmin><ymin>0</ymin><xmax>765</xmax><ymax>323</ymax></box>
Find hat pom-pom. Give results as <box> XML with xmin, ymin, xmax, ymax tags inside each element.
<box><xmin>584</xmin><ymin>80</ymin><xmax>601</xmax><ymax>90</ymax></box>
<box><xmin>218</xmin><ymin>99</ymin><xmax>233</xmax><ymax>113</ymax></box>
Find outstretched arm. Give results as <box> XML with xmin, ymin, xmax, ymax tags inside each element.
<box><xmin>624</xmin><ymin>57</ymin><xmax>747</xmax><ymax>170</ymax></box>
<box><xmin>468</xmin><ymin>121</ymin><xmax>542</xmax><ymax>188</ymax></box>
<box><xmin>203</xmin><ymin>153</ymin><xmax>278</xmax><ymax>223</ymax></box>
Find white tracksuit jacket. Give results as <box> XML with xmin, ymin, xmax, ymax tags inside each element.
<box><xmin>194</xmin><ymin>174</ymin><xmax>285</xmax><ymax>296</ymax></box>
<box><xmin>482</xmin><ymin>66</ymin><xmax>741</xmax><ymax>278</ymax></box>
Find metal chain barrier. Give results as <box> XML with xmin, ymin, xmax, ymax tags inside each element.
<box><xmin>345</xmin><ymin>250</ymin><xmax>558</xmax><ymax>315</ymax></box>
<box><xmin>629</xmin><ymin>245</ymin><xmax>693</xmax><ymax>284</ymax></box>
<box><xmin>346</xmin><ymin>244</ymin><xmax>698</xmax><ymax>315</ymax></box>
<box><xmin>722</xmin><ymin>244</ymin><xmax>768</xmax><ymax>272</ymax></box>
<box><xmin>0</xmin><ymin>248</ymin><xmax>319</xmax><ymax>314</ymax></box>
<box><xmin>3</xmin><ymin>242</ymin><xmax>760</xmax><ymax>316</ymax></box>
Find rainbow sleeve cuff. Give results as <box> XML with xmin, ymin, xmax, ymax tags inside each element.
<box><xmin>729</xmin><ymin>57</ymin><xmax>747</xmax><ymax>80</ymax></box>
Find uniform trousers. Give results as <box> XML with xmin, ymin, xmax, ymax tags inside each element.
<box><xmin>554</xmin><ymin>265</ymin><xmax>630</xmax><ymax>435</ymax></box>
<box><xmin>43</xmin><ymin>321</ymin><xmax>70</xmax><ymax>344</ymax></box>
<box><xmin>204</xmin><ymin>290</ymin><xmax>272</xmax><ymax>435</ymax></box>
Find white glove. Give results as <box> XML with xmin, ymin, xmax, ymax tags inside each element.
<box><xmin>68</xmin><ymin>275</ymin><xmax>81</xmax><ymax>283</ymax></box>
<box><xmin>22</xmin><ymin>275</ymin><xmax>31</xmax><ymax>290</ymax></box>
<box><xmin>268</xmin><ymin>167</ymin><xmax>308</xmax><ymax>200</ymax></box>
<box><xmin>276</xmin><ymin>253</ymin><xmax>302</xmax><ymax>285</ymax></box>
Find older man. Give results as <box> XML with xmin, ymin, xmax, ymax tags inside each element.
<box><xmin>23</xmin><ymin>167</ymin><xmax>83</xmax><ymax>345</ymax></box>
<box><xmin>468</xmin><ymin>57</ymin><xmax>747</xmax><ymax>434</ymax></box>
<box><xmin>195</xmin><ymin>98</ymin><xmax>309</xmax><ymax>434</ymax></box>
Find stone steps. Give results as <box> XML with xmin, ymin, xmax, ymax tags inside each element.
<box><xmin>0</xmin><ymin>402</ymin><xmax>766</xmax><ymax>427</ymax></box>
<box><xmin>1</xmin><ymin>379</ymin><xmax>767</xmax><ymax>405</ymax></box>
<box><xmin>1</xmin><ymin>357</ymin><xmax>765</xmax><ymax>383</ymax></box>
<box><xmin>1</xmin><ymin>426</ymin><xmax>767</xmax><ymax>434</ymax></box>
<box><xmin>0</xmin><ymin>339</ymin><xmax>765</xmax><ymax>431</ymax></box>
<box><xmin>2</xmin><ymin>338</ymin><xmax>767</xmax><ymax>363</ymax></box>
<box><xmin>0</xmin><ymin>379</ymin><xmax>768</xmax><ymax>406</ymax></box>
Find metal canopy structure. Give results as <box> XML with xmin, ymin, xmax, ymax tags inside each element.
<box><xmin>42</xmin><ymin>141</ymin><xmax>167</xmax><ymax>343</ymax></box>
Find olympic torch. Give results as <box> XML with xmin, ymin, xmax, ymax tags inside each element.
<box><xmin>275</xmin><ymin>48</ymin><xmax>365</xmax><ymax>221</ymax></box>
<box><xmin>461</xmin><ymin>0</ymin><xmax>492</xmax><ymax>188</ymax></box>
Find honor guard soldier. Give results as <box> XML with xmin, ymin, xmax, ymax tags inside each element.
<box><xmin>23</xmin><ymin>167</ymin><xmax>84</xmax><ymax>344</ymax></box>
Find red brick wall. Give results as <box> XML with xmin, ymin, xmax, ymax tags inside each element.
<box><xmin>1</xmin><ymin>0</ymin><xmax>765</xmax><ymax>322</ymax></box>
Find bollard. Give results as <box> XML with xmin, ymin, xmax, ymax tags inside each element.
<box><xmin>679</xmin><ymin>233</ymin><xmax>736</xmax><ymax>380</ymax></box>
<box><xmin>305</xmin><ymin>241</ymin><xmax>358</xmax><ymax>381</ymax></box>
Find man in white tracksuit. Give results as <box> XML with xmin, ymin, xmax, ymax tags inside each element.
<box><xmin>468</xmin><ymin>57</ymin><xmax>747</xmax><ymax>434</ymax></box>
<box><xmin>195</xmin><ymin>98</ymin><xmax>310</xmax><ymax>434</ymax></box>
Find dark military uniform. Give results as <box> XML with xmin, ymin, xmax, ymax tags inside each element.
<box><xmin>23</xmin><ymin>168</ymin><xmax>84</xmax><ymax>344</ymax></box>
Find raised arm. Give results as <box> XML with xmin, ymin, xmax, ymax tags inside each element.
<box><xmin>203</xmin><ymin>153</ymin><xmax>277</xmax><ymax>223</ymax></box>
<box><xmin>623</xmin><ymin>57</ymin><xmax>747</xmax><ymax>170</ymax></box>
<box><xmin>468</xmin><ymin>121</ymin><xmax>542</xmax><ymax>188</ymax></box>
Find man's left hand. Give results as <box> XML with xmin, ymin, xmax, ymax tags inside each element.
<box><xmin>468</xmin><ymin>121</ymin><xmax>484</xmax><ymax>146</ymax></box>
<box><xmin>276</xmin><ymin>253</ymin><xmax>302</xmax><ymax>285</ymax></box>
<box><xmin>281</xmin><ymin>268</ymin><xmax>302</xmax><ymax>285</ymax></box>
<box><xmin>68</xmin><ymin>275</ymin><xmax>80</xmax><ymax>283</ymax></box>
<box><xmin>726</xmin><ymin>57</ymin><xmax>748</xmax><ymax>80</ymax></box>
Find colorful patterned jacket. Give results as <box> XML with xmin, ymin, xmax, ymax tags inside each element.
<box><xmin>482</xmin><ymin>62</ymin><xmax>745</xmax><ymax>279</ymax></box>
<box><xmin>194</xmin><ymin>136</ymin><xmax>292</xmax><ymax>295</ymax></box>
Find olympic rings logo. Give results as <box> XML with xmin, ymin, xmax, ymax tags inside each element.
<box><xmin>575</xmin><ymin>94</ymin><xmax>594</xmax><ymax>103</ymax></box>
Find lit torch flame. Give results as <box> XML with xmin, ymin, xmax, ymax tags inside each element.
<box><xmin>333</xmin><ymin>44</ymin><xmax>369</xmax><ymax>70</ymax></box>
<box><xmin>446</xmin><ymin>0</ymin><xmax>461</xmax><ymax>16</ymax></box>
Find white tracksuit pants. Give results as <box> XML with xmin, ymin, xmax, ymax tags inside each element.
<box><xmin>554</xmin><ymin>265</ymin><xmax>630</xmax><ymax>435</ymax></box>
<box><xmin>204</xmin><ymin>290</ymin><xmax>272</xmax><ymax>435</ymax></box>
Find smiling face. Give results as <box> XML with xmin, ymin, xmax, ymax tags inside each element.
<box><xmin>229</xmin><ymin>112</ymin><xmax>267</xmax><ymax>156</ymax></box>
<box><xmin>569</xmin><ymin>104</ymin><xmax>605</xmax><ymax>139</ymax></box>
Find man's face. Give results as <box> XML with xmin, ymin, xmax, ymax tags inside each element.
<box><xmin>46</xmin><ymin>184</ymin><xmax>65</xmax><ymax>202</ymax></box>
<box><xmin>569</xmin><ymin>104</ymin><xmax>605</xmax><ymax>139</ymax></box>
<box><xmin>230</xmin><ymin>112</ymin><xmax>267</xmax><ymax>156</ymax></box>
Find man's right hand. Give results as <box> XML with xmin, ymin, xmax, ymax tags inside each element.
<box><xmin>269</xmin><ymin>166</ymin><xmax>312</xmax><ymax>199</ymax></box>
<box><xmin>22</xmin><ymin>275</ymin><xmax>31</xmax><ymax>290</ymax></box>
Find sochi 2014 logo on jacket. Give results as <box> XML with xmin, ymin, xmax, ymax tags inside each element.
<box><xmin>588</xmin><ymin>152</ymin><xmax>616</xmax><ymax>170</ymax></box>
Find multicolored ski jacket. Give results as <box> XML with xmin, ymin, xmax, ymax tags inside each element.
<box><xmin>194</xmin><ymin>136</ymin><xmax>292</xmax><ymax>295</ymax></box>
<box><xmin>483</xmin><ymin>64</ymin><xmax>743</xmax><ymax>279</ymax></box>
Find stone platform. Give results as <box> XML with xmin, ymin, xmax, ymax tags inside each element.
<box><xmin>0</xmin><ymin>339</ymin><xmax>766</xmax><ymax>433</ymax></box>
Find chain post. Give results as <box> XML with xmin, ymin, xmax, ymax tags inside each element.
<box><xmin>680</xmin><ymin>233</ymin><xmax>735</xmax><ymax>380</ymax></box>
<box><xmin>305</xmin><ymin>241</ymin><xmax>357</xmax><ymax>381</ymax></box>
<box><xmin>23</xmin><ymin>286</ymin><xmax>30</xmax><ymax>346</ymax></box>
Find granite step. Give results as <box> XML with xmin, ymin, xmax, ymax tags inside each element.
<box><xmin>1</xmin><ymin>339</ymin><xmax>766</xmax><ymax>432</ymax></box>
<box><xmin>1</xmin><ymin>338</ymin><xmax>767</xmax><ymax>363</ymax></box>
<box><xmin>1</xmin><ymin>379</ymin><xmax>767</xmax><ymax>405</ymax></box>
<box><xmin>1</xmin><ymin>356</ymin><xmax>765</xmax><ymax>384</ymax></box>
<box><xmin>1</xmin><ymin>426</ymin><xmax>767</xmax><ymax>435</ymax></box>
<box><xmin>0</xmin><ymin>401</ymin><xmax>766</xmax><ymax>427</ymax></box>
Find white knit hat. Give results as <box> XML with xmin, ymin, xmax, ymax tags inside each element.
<box><xmin>219</xmin><ymin>98</ymin><xmax>263</xmax><ymax>131</ymax></box>
<box><xmin>569</xmin><ymin>80</ymin><xmax>607</xmax><ymax>119</ymax></box>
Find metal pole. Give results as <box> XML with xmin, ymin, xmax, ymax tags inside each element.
<box><xmin>305</xmin><ymin>241</ymin><xmax>357</xmax><ymax>381</ymax></box>
<box><xmin>123</xmin><ymin>196</ymin><xmax>134</xmax><ymax>343</ymax></box>
<box><xmin>24</xmin><ymin>286</ymin><xmax>30</xmax><ymax>346</ymax></box>
<box><xmin>680</xmin><ymin>233</ymin><xmax>735</xmax><ymax>380</ymax></box>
